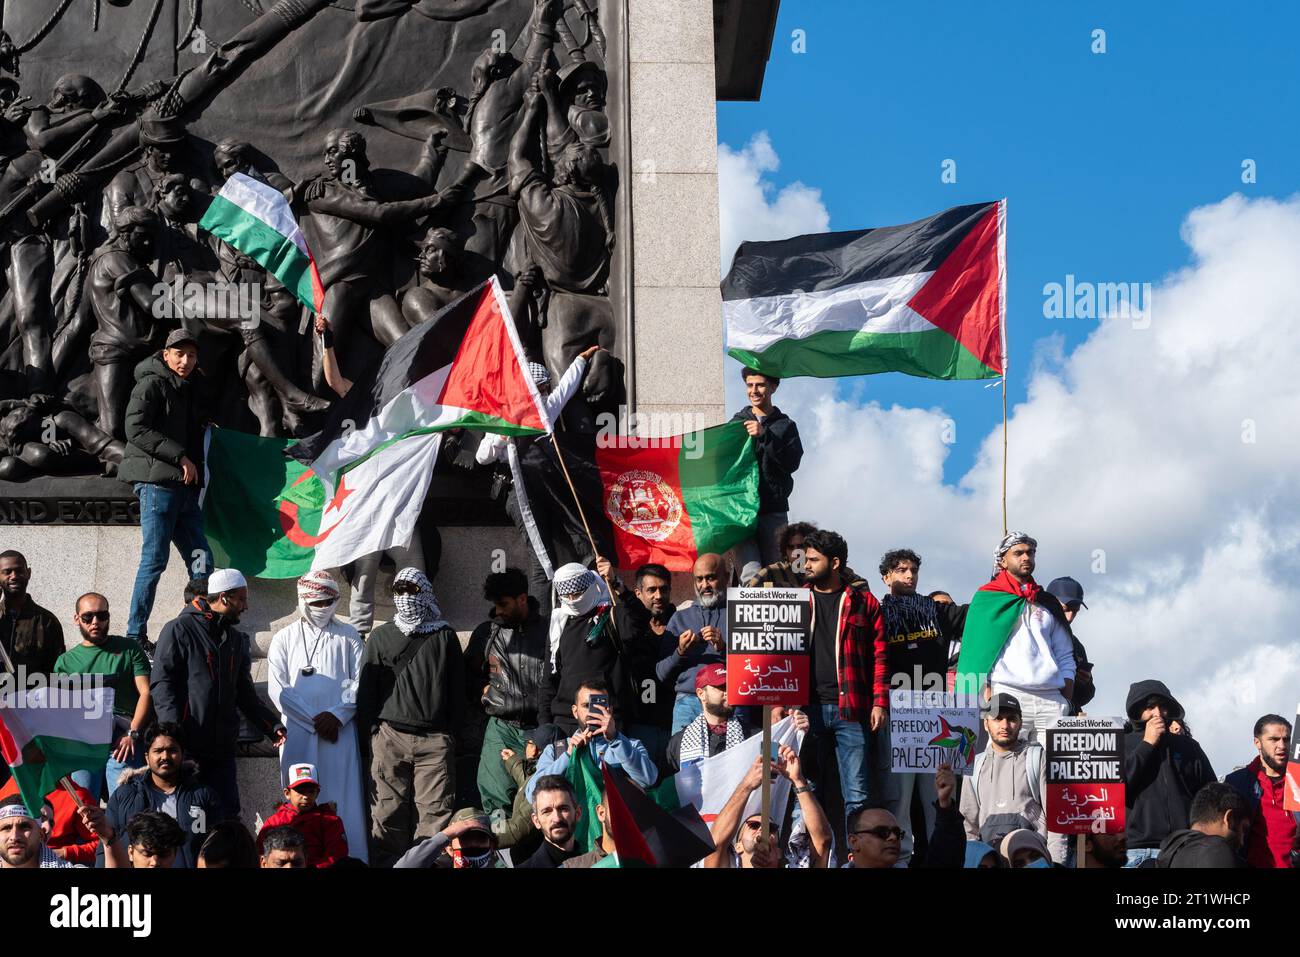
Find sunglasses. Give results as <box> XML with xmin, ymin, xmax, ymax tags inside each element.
<box><xmin>306</xmin><ymin>598</ymin><xmax>334</xmax><ymax>608</ymax></box>
<box><xmin>79</xmin><ymin>611</ymin><xmax>110</xmax><ymax>623</ymax></box>
<box><xmin>852</xmin><ymin>826</ymin><xmax>904</xmax><ymax>841</ymax></box>
<box><xmin>391</xmin><ymin>583</ymin><xmax>421</xmax><ymax>595</ymax></box>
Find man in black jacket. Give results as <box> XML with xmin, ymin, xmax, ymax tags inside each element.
<box><xmin>1123</xmin><ymin>679</ymin><xmax>1217</xmax><ymax>866</ymax></box>
<box><xmin>536</xmin><ymin>561</ymin><xmax>655</xmax><ymax>736</ymax></box>
<box><xmin>82</xmin><ymin>722</ymin><xmax>225</xmax><ymax>869</ymax></box>
<box><xmin>471</xmin><ymin>568</ymin><xmax>549</xmax><ymax>816</ymax></box>
<box><xmin>1156</xmin><ymin>783</ymin><xmax>1249</xmax><ymax>868</ymax></box>
<box><xmin>120</xmin><ymin>328</ymin><xmax>214</xmax><ymax>656</ymax></box>
<box><xmin>357</xmin><ymin>568</ymin><xmax>465</xmax><ymax>867</ymax></box>
<box><xmin>732</xmin><ymin>367</ymin><xmax>803</xmax><ymax>568</ymax></box>
<box><xmin>150</xmin><ymin>568</ymin><xmax>285</xmax><ymax>819</ymax></box>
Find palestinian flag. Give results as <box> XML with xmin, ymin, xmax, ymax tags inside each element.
<box><xmin>596</xmin><ymin>420</ymin><xmax>759</xmax><ymax>571</ymax></box>
<box><xmin>723</xmin><ymin>200</ymin><xmax>1006</xmax><ymax>380</ymax></box>
<box><xmin>198</xmin><ymin>172</ymin><xmax>325</xmax><ymax>313</ymax></box>
<box><xmin>202</xmin><ymin>428</ymin><xmax>327</xmax><ymax>579</ymax></box>
<box><xmin>955</xmin><ymin>570</ymin><xmax>1041</xmax><ymax>693</ymax></box>
<box><xmin>0</xmin><ymin>685</ymin><xmax>113</xmax><ymax>816</ymax></box>
<box><xmin>287</xmin><ymin>276</ymin><xmax>548</xmax><ymax>571</ymax></box>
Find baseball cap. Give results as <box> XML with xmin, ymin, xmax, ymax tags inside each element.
<box><xmin>164</xmin><ymin>328</ymin><xmax>199</xmax><ymax>350</ymax></box>
<box><xmin>287</xmin><ymin>763</ymin><xmax>319</xmax><ymax>789</ymax></box>
<box><xmin>1045</xmin><ymin>576</ymin><xmax>1087</xmax><ymax>610</ymax></box>
<box><xmin>450</xmin><ymin>807</ymin><xmax>493</xmax><ymax>834</ymax></box>
<box><xmin>984</xmin><ymin>692</ymin><xmax>1022</xmax><ymax>718</ymax></box>
<box><xmin>695</xmin><ymin>663</ymin><xmax>727</xmax><ymax>690</ymax></box>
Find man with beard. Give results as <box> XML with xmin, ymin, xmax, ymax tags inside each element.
<box><xmin>975</xmin><ymin>533</ymin><xmax>1076</xmax><ymax>742</ymax></box>
<box><xmin>55</xmin><ymin>592</ymin><xmax>152</xmax><ymax>798</ymax></box>
<box><xmin>656</xmin><ymin>554</ymin><xmax>728</xmax><ymax>734</ymax></box>
<box><xmin>470</xmin><ymin>568</ymin><xmax>550</xmax><ymax>817</ymax></box>
<box><xmin>266</xmin><ymin>571</ymin><xmax>368</xmax><ymax>863</ymax></box>
<box><xmin>1225</xmin><ymin>714</ymin><xmax>1299</xmax><ymax>868</ymax></box>
<box><xmin>666</xmin><ymin>664</ymin><xmax>757</xmax><ymax>772</ymax></box>
<box><xmin>0</xmin><ymin>549</ymin><xmax>63</xmax><ymax>679</ymax></box>
<box><xmin>0</xmin><ymin>798</ymin><xmax>80</xmax><ymax>868</ymax></box>
<box><xmin>357</xmin><ymin>569</ymin><xmax>465</xmax><ymax>866</ymax></box>
<box><xmin>800</xmin><ymin>529</ymin><xmax>889</xmax><ymax>826</ymax></box>
<box><xmin>85</xmin><ymin>722</ymin><xmax>224</xmax><ymax>869</ymax></box>
<box><xmin>1082</xmin><ymin>830</ymin><xmax>1128</xmax><ymax>868</ymax></box>
<box><xmin>877</xmin><ymin>548</ymin><xmax>966</xmax><ymax>862</ymax></box>
<box><xmin>516</xmin><ymin>774</ymin><xmax>584</xmax><ymax>868</ymax></box>
<box><xmin>634</xmin><ymin>563</ymin><xmax>675</xmax><ymax>638</ymax></box>
<box><xmin>150</xmin><ymin>569</ymin><xmax>286</xmax><ymax>819</ymax></box>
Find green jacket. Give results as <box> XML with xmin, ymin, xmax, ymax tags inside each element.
<box><xmin>117</xmin><ymin>354</ymin><xmax>205</xmax><ymax>485</ymax></box>
<box><xmin>357</xmin><ymin>622</ymin><xmax>466</xmax><ymax>736</ymax></box>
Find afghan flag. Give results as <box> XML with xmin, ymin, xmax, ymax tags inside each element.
<box><xmin>723</xmin><ymin>200</ymin><xmax>1006</xmax><ymax>380</ymax></box>
<box><xmin>198</xmin><ymin>172</ymin><xmax>325</xmax><ymax>314</ymax></box>
<box><xmin>287</xmin><ymin>276</ymin><xmax>549</xmax><ymax>571</ymax></box>
<box><xmin>596</xmin><ymin>420</ymin><xmax>759</xmax><ymax>571</ymax></box>
<box><xmin>955</xmin><ymin>570</ymin><xmax>1040</xmax><ymax>693</ymax></box>
<box><xmin>202</xmin><ymin>428</ymin><xmax>327</xmax><ymax>579</ymax></box>
<box><xmin>0</xmin><ymin>685</ymin><xmax>113</xmax><ymax>816</ymax></box>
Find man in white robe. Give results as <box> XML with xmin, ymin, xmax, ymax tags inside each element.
<box><xmin>267</xmin><ymin>571</ymin><xmax>368</xmax><ymax>862</ymax></box>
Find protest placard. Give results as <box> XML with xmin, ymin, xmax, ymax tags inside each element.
<box><xmin>888</xmin><ymin>691</ymin><xmax>979</xmax><ymax>775</ymax></box>
<box><xmin>725</xmin><ymin>587</ymin><xmax>811</xmax><ymax>707</ymax></box>
<box><xmin>1045</xmin><ymin>716</ymin><xmax>1126</xmax><ymax>834</ymax></box>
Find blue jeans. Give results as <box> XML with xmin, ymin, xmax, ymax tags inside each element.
<box><xmin>128</xmin><ymin>482</ymin><xmax>213</xmax><ymax>639</ymax></box>
<box><xmin>71</xmin><ymin>745</ymin><xmax>145</xmax><ymax>800</ymax></box>
<box><xmin>807</xmin><ymin>702</ymin><xmax>873</xmax><ymax>825</ymax></box>
<box><xmin>1124</xmin><ymin>847</ymin><xmax>1161</xmax><ymax>868</ymax></box>
<box><xmin>671</xmin><ymin>694</ymin><xmax>703</xmax><ymax>735</ymax></box>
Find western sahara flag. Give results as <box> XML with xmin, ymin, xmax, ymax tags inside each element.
<box><xmin>723</xmin><ymin>200</ymin><xmax>1006</xmax><ymax>380</ymax></box>
<box><xmin>286</xmin><ymin>276</ymin><xmax>549</xmax><ymax>571</ymax></box>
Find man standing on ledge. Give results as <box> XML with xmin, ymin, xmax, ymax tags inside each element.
<box><xmin>119</xmin><ymin>328</ymin><xmax>213</xmax><ymax>657</ymax></box>
<box><xmin>732</xmin><ymin>367</ymin><xmax>802</xmax><ymax>568</ymax></box>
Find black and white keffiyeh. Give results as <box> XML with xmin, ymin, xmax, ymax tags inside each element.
<box><xmin>678</xmin><ymin>712</ymin><xmax>746</xmax><ymax>766</ymax></box>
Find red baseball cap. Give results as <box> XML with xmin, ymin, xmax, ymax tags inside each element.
<box><xmin>695</xmin><ymin>664</ymin><xmax>727</xmax><ymax>690</ymax></box>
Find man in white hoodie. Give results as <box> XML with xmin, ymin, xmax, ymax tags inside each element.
<box><xmin>987</xmin><ymin>533</ymin><xmax>1075</xmax><ymax>742</ymax></box>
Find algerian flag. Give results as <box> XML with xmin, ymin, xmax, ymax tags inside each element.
<box><xmin>198</xmin><ymin>171</ymin><xmax>325</xmax><ymax>313</ymax></box>
<box><xmin>955</xmin><ymin>570</ymin><xmax>1040</xmax><ymax>693</ymax></box>
<box><xmin>286</xmin><ymin>276</ymin><xmax>550</xmax><ymax>571</ymax></box>
<box><xmin>595</xmin><ymin>420</ymin><xmax>760</xmax><ymax>572</ymax></box>
<box><xmin>202</xmin><ymin>428</ymin><xmax>326</xmax><ymax>579</ymax></box>
<box><xmin>0</xmin><ymin>685</ymin><xmax>113</xmax><ymax>815</ymax></box>
<box><xmin>723</xmin><ymin>200</ymin><xmax>1006</xmax><ymax>380</ymax></box>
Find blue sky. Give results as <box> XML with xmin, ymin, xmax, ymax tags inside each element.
<box><xmin>718</xmin><ymin>0</ymin><xmax>1300</xmax><ymax>481</ymax></box>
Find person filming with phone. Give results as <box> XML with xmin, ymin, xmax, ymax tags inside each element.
<box><xmin>525</xmin><ymin>678</ymin><xmax>657</xmax><ymax>804</ymax></box>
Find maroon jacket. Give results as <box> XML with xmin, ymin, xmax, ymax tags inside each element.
<box><xmin>258</xmin><ymin>802</ymin><xmax>348</xmax><ymax>868</ymax></box>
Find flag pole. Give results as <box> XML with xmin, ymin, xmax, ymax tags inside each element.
<box><xmin>550</xmin><ymin>433</ymin><xmax>619</xmax><ymax>607</ymax></box>
<box><xmin>58</xmin><ymin>776</ymin><xmax>86</xmax><ymax>810</ymax></box>
<box><xmin>1001</xmin><ymin>375</ymin><xmax>1008</xmax><ymax>537</ymax></box>
<box><xmin>759</xmin><ymin>705</ymin><xmax>773</xmax><ymax>849</ymax></box>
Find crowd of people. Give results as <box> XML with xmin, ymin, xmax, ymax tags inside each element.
<box><xmin>0</xmin><ymin>369</ymin><xmax>1296</xmax><ymax>871</ymax></box>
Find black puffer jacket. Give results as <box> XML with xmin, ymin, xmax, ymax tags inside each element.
<box><xmin>1123</xmin><ymin>679</ymin><xmax>1217</xmax><ymax>849</ymax></box>
<box><xmin>476</xmin><ymin>597</ymin><xmax>550</xmax><ymax>726</ymax></box>
<box><xmin>730</xmin><ymin>406</ymin><xmax>803</xmax><ymax>514</ymax></box>
<box><xmin>118</xmin><ymin>353</ymin><xmax>206</xmax><ymax>485</ymax></box>
<box><xmin>150</xmin><ymin>600</ymin><xmax>282</xmax><ymax>760</ymax></box>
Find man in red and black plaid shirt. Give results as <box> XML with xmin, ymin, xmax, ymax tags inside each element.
<box><xmin>799</xmin><ymin>529</ymin><xmax>889</xmax><ymax>831</ymax></box>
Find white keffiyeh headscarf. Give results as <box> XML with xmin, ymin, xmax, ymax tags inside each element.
<box><xmin>392</xmin><ymin>567</ymin><xmax>449</xmax><ymax>635</ymax></box>
<box><xmin>297</xmin><ymin>570</ymin><xmax>341</xmax><ymax>629</ymax></box>
<box><xmin>547</xmin><ymin>562</ymin><xmax>611</xmax><ymax>668</ymax></box>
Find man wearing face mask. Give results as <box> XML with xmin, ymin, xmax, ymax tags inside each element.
<box><xmin>393</xmin><ymin>807</ymin><xmax>505</xmax><ymax>869</ymax></box>
<box><xmin>266</xmin><ymin>571</ymin><xmax>367</xmax><ymax>862</ymax></box>
<box><xmin>151</xmin><ymin>568</ymin><xmax>286</xmax><ymax>819</ymax></box>
<box><xmin>535</xmin><ymin>561</ymin><xmax>655</xmax><ymax>736</ymax></box>
<box><xmin>357</xmin><ymin>568</ymin><xmax>466</xmax><ymax>867</ymax></box>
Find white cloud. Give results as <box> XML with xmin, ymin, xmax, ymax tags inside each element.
<box><xmin>718</xmin><ymin>134</ymin><xmax>1300</xmax><ymax>774</ymax></box>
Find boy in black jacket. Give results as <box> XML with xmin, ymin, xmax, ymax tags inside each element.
<box><xmin>732</xmin><ymin>368</ymin><xmax>803</xmax><ymax>568</ymax></box>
